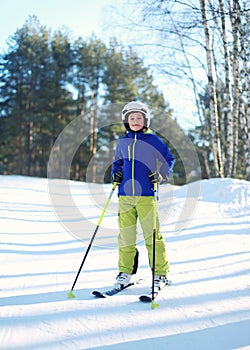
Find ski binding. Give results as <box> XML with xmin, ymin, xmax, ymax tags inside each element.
<box><xmin>139</xmin><ymin>279</ymin><xmax>172</xmax><ymax>303</ymax></box>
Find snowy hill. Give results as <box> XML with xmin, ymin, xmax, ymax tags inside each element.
<box><xmin>1</xmin><ymin>175</ymin><xmax>249</xmax><ymax>350</ymax></box>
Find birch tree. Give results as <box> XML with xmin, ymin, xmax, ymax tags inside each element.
<box><xmin>234</xmin><ymin>0</ymin><xmax>250</xmax><ymax>180</ymax></box>
<box><xmin>199</xmin><ymin>0</ymin><xmax>224</xmax><ymax>177</ymax></box>
<box><xmin>218</xmin><ymin>0</ymin><xmax>234</xmax><ymax>177</ymax></box>
<box><xmin>114</xmin><ymin>0</ymin><xmax>249</xmax><ymax>179</ymax></box>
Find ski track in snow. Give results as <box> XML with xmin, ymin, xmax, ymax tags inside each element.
<box><xmin>0</xmin><ymin>175</ymin><xmax>250</xmax><ymax>350</ymax></box>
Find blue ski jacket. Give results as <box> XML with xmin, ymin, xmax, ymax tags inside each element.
<box><xmin>112</xmin><ymin>129</ymin><xmax>175</xmax><ymax>197</ymax></box>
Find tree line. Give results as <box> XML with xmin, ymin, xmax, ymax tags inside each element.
<box><xmin>0</xmin><ymin>16</ymin><xmax>195</xmax><ymax>185</ymax></box>
<box><xmin>1</xmin><ymin>3</ymin><xmax>249</xmax><ymax>184</ymax></box>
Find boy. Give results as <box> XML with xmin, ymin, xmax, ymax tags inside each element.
<box><xmin>112</xmin><ymin>101</ymin><xmax>175</xmax><ymax>290</ymax></box>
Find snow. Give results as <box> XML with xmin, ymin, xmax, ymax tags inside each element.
<box><xmin>1</xmin><ymin>175</ymin><xmax>250</xmax><ymax>350</ymax></box>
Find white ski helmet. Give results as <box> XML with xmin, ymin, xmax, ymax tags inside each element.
<box><xmin>122</xmin><ymin>101</ymin><xmax>150</xmax><ymax>128</ymax></box>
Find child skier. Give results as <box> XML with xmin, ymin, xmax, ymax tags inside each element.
<box><xmin>112</xmin><ymin>101</ymin><xmax>175</xmax><ymax>291</ymax></box>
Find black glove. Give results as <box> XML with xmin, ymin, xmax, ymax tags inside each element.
<box><xmin>148</xmin><ymin>171</ymin><xmax>163</xmax><ymax>184</ymax></box>
<box><xmin>112</xmin><ymin>170</ymin><xmax>123</xmax><ymax>184</ymax></box>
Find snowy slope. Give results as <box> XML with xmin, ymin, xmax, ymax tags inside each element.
<box><xmin>0</xmin><ymin>175</ymin><xmax>250</xmax><ymax>350</ymax></box>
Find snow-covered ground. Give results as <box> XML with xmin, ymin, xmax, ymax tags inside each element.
<box><xmin>1</xmin><ymin>175</ymin><xmax>249</xmax><ymax>350</ymax></box>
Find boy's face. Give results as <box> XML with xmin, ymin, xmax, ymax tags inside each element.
<box><xmin>128</xmin><ymin>112</ymin><xmax>145</xmax><ymax>131</ymax></box>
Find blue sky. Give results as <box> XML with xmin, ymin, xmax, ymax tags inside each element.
<box><xmin>0</xmin><ymin>0</ymin><xmax>116</xmax><ymax>50</ymax></box>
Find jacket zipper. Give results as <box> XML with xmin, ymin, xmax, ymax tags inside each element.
<box><xmin>132</xmin><ymin>133</ymin><xmax>137</xmax><ymax>196</ymax></box>
<box><xmin>128</xmin><ymin>145</ymin><xmax>130</xmax><ymax>161</ymax></box>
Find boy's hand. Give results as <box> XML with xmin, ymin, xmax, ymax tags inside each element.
<box><xmin>112</xmin><ymin>170</ymin><xmax>123</xmax><ymax>184</ymax></box>
<box><xmin>148</xmin><ymin>171</ymin><xmax>163</xmax><ymax>184</ymax></box>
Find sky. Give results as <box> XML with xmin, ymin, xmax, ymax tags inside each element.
<box><xmin>0</xmin><ymin>0</ymin><xmax>115</xmax><ymax>50</ymax></box>
<box><xmin>0</xmin><ymin>0</ymin><xmax>198</xmax><ymax>129</ymax></box>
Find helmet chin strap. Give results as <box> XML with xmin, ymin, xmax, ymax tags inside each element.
<box><xmin>124</xmin><ymin>126</ymin><xmax>147</xmax><ymax>133</ymax></box>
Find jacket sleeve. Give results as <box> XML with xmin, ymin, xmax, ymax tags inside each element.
<box><xmin>158</xmin><ymin>139</ymin><xmax>175</xmax><ymax>180</ymax></box>
<box><xmin>112</xmin><ymin>142</ymin><xmax>124</xmax><ymax>176</ymax></box>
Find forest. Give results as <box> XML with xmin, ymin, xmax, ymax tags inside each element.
<box><xmin>0</xmin><ymin>0</ymin><xmax>249</xmax><ymax>184</ymax></box>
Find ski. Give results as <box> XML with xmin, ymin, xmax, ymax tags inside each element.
<box><xmin>139</xmin><ymin>280</ymin><xmax>172</xmax><ymax>303</ymax></box>
<box><xmin>92</xmin><ymin>279</ymin><xmax>142</xmax><ymax>298</ymax></box>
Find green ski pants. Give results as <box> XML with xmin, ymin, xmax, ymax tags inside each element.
<box><xmin>117</xmin><ymin>196</ymin><xmax>169</xmax><ymax>276</ymax></box>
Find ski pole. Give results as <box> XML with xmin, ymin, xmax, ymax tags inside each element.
<box><xmin>67</xmin><ymin>183</ymin><xmax>117</xmax><ymax>298</ymax></box>
<box><xmin>151</xmin><ymin>182</ymin><xmax>160</xmax><ymax>309</ymax></box>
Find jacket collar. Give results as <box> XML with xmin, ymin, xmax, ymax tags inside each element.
<box><xmin>126</xmin><ymin>129</ymin><xmax>152</xmax><ymax>138</ymax></box>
